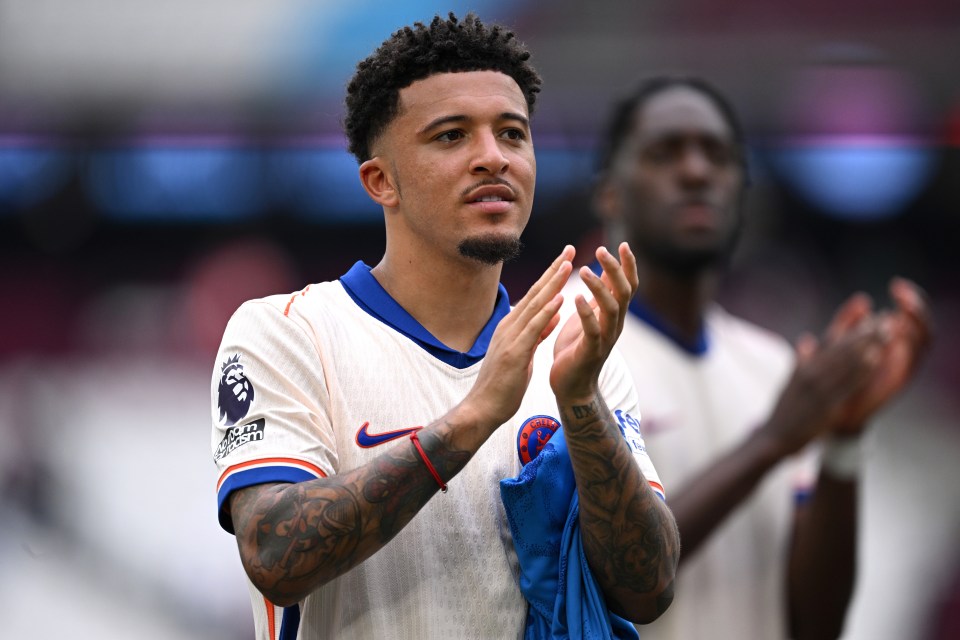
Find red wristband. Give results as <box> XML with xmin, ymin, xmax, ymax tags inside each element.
<box><xmin>410</xmin><ymin>431</ymin><xmax>447</xmax><ymax>493</ymax></box>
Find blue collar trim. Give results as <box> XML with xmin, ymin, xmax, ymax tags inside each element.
<box><xmin>589</xmin><ymin>261</ymin><xmax>709</xmax><ymax>357</ymax></box>
<box><xmin>339</xmin><ymin>261</ymin><xmax>511</xmax><ymax>369</ymax></box>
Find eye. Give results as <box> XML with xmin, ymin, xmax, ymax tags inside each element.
<box><xmin>704</xmin><ymin>139</ymin><xmax>738</xmax><ymax>165</ymax></box>
<box><xmin>643</xmin><ymin>140</ymin><xmax>680</xmax><ymax>164</ymax></box>
<box><xmin>435</xmin><ymin>130</ymin><xmax>465</xmax><ymax>143</ymax></box>
<box><xmin>501</xmin><ymin>128</ymin><xmax>527</xmax><ymax>142</ymax></box>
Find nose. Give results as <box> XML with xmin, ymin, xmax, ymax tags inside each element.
<box><xmin>677</xmin><ymin>146</ymin><xmax>711</xmax><ymax>186</ymax></box>
<box><xmin>469</xmin><ymin>131</ymin><xmax>510</xmax><ymax>175</ymax></box>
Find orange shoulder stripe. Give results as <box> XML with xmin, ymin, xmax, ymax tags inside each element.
<box><xmin>217</xmin><ymin>456</ymin><xmax>327</xmax><ymax>492</ymax></box>
<box><xmin>283</xmin><ymin>284</ymin><xmax>311</xmax><ymax>316</ymax></box>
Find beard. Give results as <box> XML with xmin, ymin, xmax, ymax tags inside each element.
<box><xmin>642</xmin><ymin>242</ymin><xmax>732</xmax><ymax>276</ymax></box>
<box><xmin>639</xmin><ymin>216</ymin><xmax>744</xmax><ymax>277</ymax></box>
<box><xmin>458</xmin><ymin>233</ymin><xmax>524</xmax><ymax>265</ymax></box>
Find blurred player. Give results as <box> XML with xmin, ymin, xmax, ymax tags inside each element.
<box><xmin>586</xmin><ymin>76</ymin><xmax>931</xmax><ymax>639</ymax></box>
<box><xmin>209</xmin><ymin>14</ymin><xmax>678</xmax><ymax>639</ymax></box>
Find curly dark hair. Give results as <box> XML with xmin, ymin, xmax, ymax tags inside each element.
<box><xmin>596</xmin><ymin>76</ymin><xmax>748</xmax><ymax>176</ymax></box>
<box><xmin>344</xmin><ymin>12</ymin><xmax>542</xmax><ymax>163</ymax></box>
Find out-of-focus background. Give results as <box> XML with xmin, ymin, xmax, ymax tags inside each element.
<box><xmin>1</xmin><ymin>1</ymin><xmax>958</xmax><ymax>638</ymax></box>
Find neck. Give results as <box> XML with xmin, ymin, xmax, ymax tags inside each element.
<box><xmin>371</xmin><ymin>250</ymin><xmax>503</xmax><ymax>353</ymax></box>
<box><xmin>635</xmin><ymin>259</ymin><xmax>720</xmax><ymax>345</ymax></box>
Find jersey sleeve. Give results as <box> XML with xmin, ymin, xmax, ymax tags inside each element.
<box><xmin>210</xmin><ymin>298</ymin><xmax>338</xmax><ymax>533</ymax></box>
<box><xmin>599</xmin><ymin>345</ymin><xmax>666</xmax><ymax>501</ymax></box>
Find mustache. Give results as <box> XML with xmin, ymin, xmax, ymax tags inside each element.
<box><xmin>460</xmin><ymin>178</ymin><xmax>516</xmax><ymax>199</ymax></box>
<box><xmin>670</xmin><ymin>198</ymin><xmax>719</xmax><ymax>211</ymax></box>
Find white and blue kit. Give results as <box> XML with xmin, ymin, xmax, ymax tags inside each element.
<box><xmin>211</xmin><ymin>261</ymin><xmax>663</xmax><ymax>640</ymax></box>
<box><xmin>601</xmin><ymin>291</ymin><xmax>811</xmax><ymax>640</ymax></box>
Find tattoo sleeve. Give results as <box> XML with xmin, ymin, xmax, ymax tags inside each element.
<box><xmin>559</xmin><ymin>396</ymin><xmax>679</xmax><ymax>618</ymax></box>
<box><xmin>229</xmin><ymin>428</ymin><xmax>471</xmax><ymax>605</ymax></box>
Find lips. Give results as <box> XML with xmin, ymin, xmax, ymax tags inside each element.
<box><xmin>674</xmin><ymin>201</ymin><xmax>721</xmax><ymax>230</ymax></box>
<box><xmin>464</xmin><ymin>184</ymin><xmax>516</xmax><ymax>204</ymax></box>
<box><xmin>464</xmin><ymin>183</ymin><xmax>517</xmax><ymax>215</ymax></box>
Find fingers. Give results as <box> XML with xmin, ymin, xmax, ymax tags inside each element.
<box><xmin>825</xmin><ymin>292</ymin><xmax>872</xmax><ymax>344</ymax></box>
<box><xmin>889</xmin><ymin>277</ymin><xmax>934</xmax><ymax>352</ymax></box>
<box><xmin>776</xmin><ymin>280</ymin><xmax>930</xmax><ymax>441</ymax></box>
<box><xmin>538</xmin><ymin>304</ymin><xmax>564</xmax><ymax>343</ymax></box>
<box><xmin>492</xmin><ymin>245</ymin><xmax>578</xmax><ymax>355</ymax></box>
<box><xmin>594</xmin><ymin>243</ymin><xmax>635</xmax><ymax>304</ymax></box>
<box><xmin>795</xmin><ymin>332</ymin><xmax>818</xmax><ymax>365</ymax></box>
<box><xmin>518</xmin><ymin>245</ymin><xmax>574</xmax><ymax>303</ymax></box>
<box><xmin>769</xmin><ymin>321</ymin><xmax>884</xmax><ymax>453</ymax></box>
<box><xmin>473</xmin><ymin>248</ymin><xmax>574</xmax><ymax>425</ymax></box>
<box><xmin>573</xmin><ymin>293</ymin><xmax>601</xmax><ymax>343</ymax></box>
<box><xmin>511</xmin><ymin>245</ymin><xmax>574</xmax><ymax>322</ymax></box>
<box><xmin>576</xmin><ymin>243</ymin><xmax>636</xmax><ymax>338</ymax></box>
<box><xmin>890</xmin><ymin>277</ymin><xmax>925</xmax><ymax>312</ymax></box>
<box><xmin>512</xmin><ymin>287</ymin><xmax>566</xmax><ymax>348</ymax></box>
<box><xmin>817</xmin><ymin>316</ymin><xmax>887</xmax><ymax>393</ymax></box>
<box><xmin>617</xmin><ymin>242</ymin><xmax>640</xmax><ymax>296</ymax></box>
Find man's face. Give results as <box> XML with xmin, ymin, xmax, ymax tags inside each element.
<box><xmin>603</xmin><ymin>86</ymin><xmax>746</xmax><ymax>275</ymax></box>
<box><xmin>372</xmin><ymin>70</ymin><xmax>536</xmax><ymax>265</ymax></box>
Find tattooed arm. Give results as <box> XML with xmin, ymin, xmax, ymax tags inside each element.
<box><xmin>228</xmin><ymin>247</ymin><xmax>577</xmax><ymax>607</ymax></box>
<box><xmin>230</xmin><ymin>424</ymin><xmax>472</xmax><ymax>606</ymax></box>
<box><xmin>550</xmin><ymin>243</ymin><xmax>679</xmax><ymax>623</ymax></box>
<box><xmin>559</xmin><ymin>395</ymin><xmax>678</xmax><ymax>623</ymax></box>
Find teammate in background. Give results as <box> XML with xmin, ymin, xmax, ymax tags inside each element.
<box><xmin>209</xmin><ymin>15</ymin><xmax>678</xmax><ymax>639</ymax></box>
<box><xmin>588</xmin><ymin>76</ymin><xmax>932</xmax><ymax>639</ymax></box>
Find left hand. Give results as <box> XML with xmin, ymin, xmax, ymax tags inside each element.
<box><xmin>830</xmin><ymin>277</ymin><xmax>934</xmax><ymax>435</ymax></box>
<box><xmin>549</xmin><ymin>242</ymin><xmax>639</xmax><ymax>401</ymax></box>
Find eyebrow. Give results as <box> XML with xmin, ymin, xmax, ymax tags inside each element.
<box><xmin>418</xmin><ymin>112</ymin><xmax>530</xmax><ymax>135</ymax></box>
<box><xmin>640</xmin><ymin>127</ymin><xmax>734</xmax><ymax>144</ymax></box>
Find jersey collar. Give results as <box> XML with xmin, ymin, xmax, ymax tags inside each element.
<box><xmin>589</xmin><ymin>260</ymin><xmax>710</xmax><ymax>357</ymax></box>
<box><xmin>339</xmin><ymin>261</ymin><xmax>512</xmax><ymax>369</ymax></box>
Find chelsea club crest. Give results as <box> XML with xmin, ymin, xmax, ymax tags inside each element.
<box><xmin>516</xmin><ymin>415</ymin><xmax>561</xmax><ymax>465</ymax></box>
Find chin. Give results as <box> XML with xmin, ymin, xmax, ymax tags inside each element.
<box><xmin>458</xmin><ymin>233</ymin><xmax>524</xmax><ymax>265</ymax></box>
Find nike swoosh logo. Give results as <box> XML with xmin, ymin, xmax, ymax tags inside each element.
<box><xmin>355</xmin><ymin>422</ymin><xmax>423</xmax><ymax>448</ymax></box>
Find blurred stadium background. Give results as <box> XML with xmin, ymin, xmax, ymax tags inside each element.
<box><xmin>1</xmin><ymin>1</ymin><xmax>958</xmax><ymax>638</ymax></box>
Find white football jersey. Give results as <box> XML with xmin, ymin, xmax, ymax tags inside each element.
<box><xmin>610</xmin><ymin>293</ymin><xmax>803</xmax><ymax>640</ymax></box>
<box><xmin>211</xmin><ymin>261</ymin><xmax>663</xmax><ymax>640</ymax></box>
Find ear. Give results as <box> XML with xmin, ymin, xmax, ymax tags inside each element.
<box><xmin>592</xmin><ymin>172</ymin><xmax>621</xmax><ymax>224</ymax></box>
<box><xmin>359</xmin><ymin>157</ymin><xmax>400</xmax><ymax>208</ymax></box>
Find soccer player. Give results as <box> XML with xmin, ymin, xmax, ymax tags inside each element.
<box><xmin>588</xmin><ymin>76</ymin><xmax>932</xmax><ymax>639</ymax></box>
<box><xmin>209</xmin><ymin>14</ymin><xmax>679</xmax><ymax>639</ymax></box>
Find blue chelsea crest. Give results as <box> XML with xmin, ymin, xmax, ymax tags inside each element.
<box><xmin>517</xmin><ymin>415</ymin><xmax>561</xmax><ymax>465</ymax></box>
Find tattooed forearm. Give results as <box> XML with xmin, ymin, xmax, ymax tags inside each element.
<box><xmin>572</xmin><ymin>401</ymin><xmax>599</xmax><ymax>420</ymax></box>
<box><xmin>405</xmin><ymin>428</ymin><xmax>472</xmax><ymax>492</ymax></box>
<box><xmin>229</xmin><ymin>427</ymin><xmax>472</xmax><ymax>606</ymax></box>
<box><xmin>247</xmin><ymin>487</ymin><xmax>364</xmax><ymax>589</ymax></box>
<box><xmin>559</xmin><ymin>396</ymin><xmax>679</xmax><ymax>621</ymax></box>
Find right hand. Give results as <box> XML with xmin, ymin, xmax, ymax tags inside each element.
<box><xmin>759</xmin><ymin>293</ymin><xmax>888</xmax><ymax>458</ymax></box>
<box><xmin>462</xmin><ymin>245</ymin><xmax>575</xmax><ymax>430</ymax></box>
<box><xmin>550</xmin><ymin>243</ymin><xmax>638</xmax><ymax>403</ymax></box>
<box><xmin>828</xmin><ymin>278</ymin><xmax>933</xmax><ymax>436</ymax></box>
